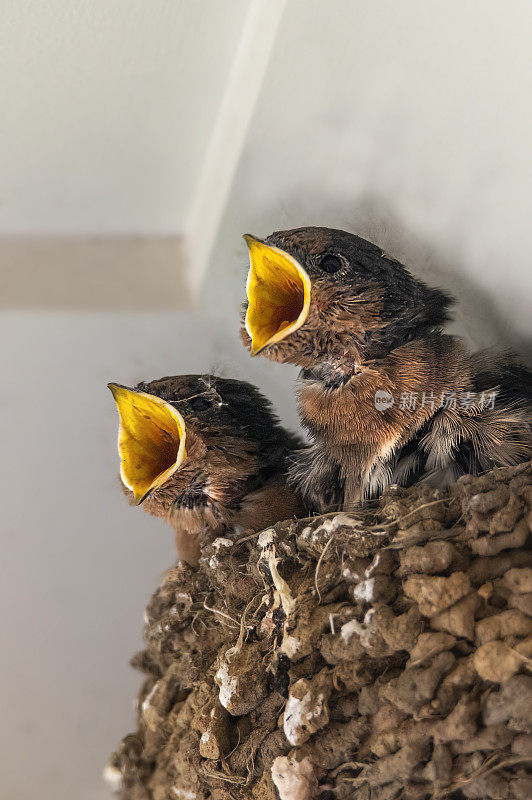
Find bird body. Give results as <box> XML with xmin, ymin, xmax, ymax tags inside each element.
<box><xmin>241</xmin><ymin>227</ymin><xmax>532</xmax><ymax>512</ymax></box>
<box><xmin>109</xmin><ymin>375</ymin><xmax>303</xmax><ymax>563</ymax></box>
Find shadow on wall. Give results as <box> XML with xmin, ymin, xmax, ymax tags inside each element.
<box><xmin>352</xmin><ymin>194</ymin><xmax>532</xmax><ymax>366</ymax></box>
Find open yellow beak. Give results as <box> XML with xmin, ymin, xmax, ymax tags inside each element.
<box><xmin>108</xmin><ymin>384</ymin><xmax>187</xmax><ymax>505</ymax></box>
<box><xmin>244</xmin><ymin>235</ymin><xmax>311</xmax><ymax>355</ymax></box>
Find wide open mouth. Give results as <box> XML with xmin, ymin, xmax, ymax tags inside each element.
<box><xmin>244</xmin><ymin>235</ymin><xmax>311</xmax><ymax>355</ymax></box>
<box><xmin>108</xmin><ymin>384</ymin><xmax>187</xmax><ymax>504</ymax></box>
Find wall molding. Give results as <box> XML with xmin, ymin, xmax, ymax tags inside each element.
<box><xmin>184</xmin><ymin>0</ymin><xmax>287</xmax><ymax>295</ymax></box>
<box><xmin>0</xmin><ymin>237</ymin><xmax>190</xmax><ymax>310</ymax></box>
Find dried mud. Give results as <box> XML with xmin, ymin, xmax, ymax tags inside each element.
<box><xmin>107</xmin><ymin>462</ymin><xmax>532</xmax><ymax>799</ymax></box>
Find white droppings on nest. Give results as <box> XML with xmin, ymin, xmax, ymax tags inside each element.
<box><xmin>258</xmin><ymin>527</ymin><xmax>276</xmax><ymax>547</ymax></box>
<box><xmin>341</xmin><ymin>619</ymin><xmax>363</xmax><ymax>643</ymax></box>
<box><xmin>341</xmin><ymin>610</ymin><xmax>377</xmax><ymax>649</ymax></box>
<box><xmin>342</xmin><ymin>565</ymin><xmax>360</xmax><ymax>582</ymax></box>
<box><xmin>200</xmin><ymin>731</ymin><xmax>211</xmax><ymax>745</ymax></box>
<box><xmin>365</xmin><ymin>552</ymin><xmax>382</xmax><ymax>578</ymax></box>
<box><xmin>212</xmin><ymin>537</ymin><xmax>233</xmax><ymax>551</ymax></box>
<box><xmin>215</xmin><ymin>661</ymin><xmax>238</xmax><ymax>711</ymax></box>
<box><xmin>283</xmin><ymin>691</ymin><xmax>311</xmax><ymax>745</ymax></box>
<box><xmin>208</xmin><ymin>555</ymin><xmax>219</xmax><ymax>570</ymax></box>
<box><xmin>281</xmin><ymin>633</ymin><xmax>301</xmax><ymax>659</ymax></box>
<box><xmin>353</xmin><ymin>577</ymin><xmax>376</xmax><ymax>603</ymax></box>
<box><xmin>283</xmin><ymin>690</ymin><xmax>328</xmax><ymax>746</ymax></box>
<box><xmin>141</xmin><ymin>681</ymin><xmax>159</xmax><ymax>716</ymax></box>
<box><xmin>365</xmin><ymin>608</ymin><xmax>375</xmax><ymax>623</ymax></box>
<box><xmin>102</xmin><ymin>764</ymin><xmax>123</xmax><ymax>792</ymax></box>
<box><xmin>298</xmin><ymin>513</ymin><xmax>361</xmax><ymax>552</ymax></box>
<box><xmin>271</xmin><ymin>754</ymin><xmax>319</xmax><ymax>800</ymax></box>
<box><xmin>171</xmin><ymin>788</ymin><xmax>197</xmax><ymax>800</ymax></box>
<box><xmin>315</xmin><ymin>513</ymin><xmax>361</xmax><ymax>535</ymax></box>
<box><xmin>359</xmin><ymin>608</ymin><xmax>377</xmax><ymax>649</ymax></box>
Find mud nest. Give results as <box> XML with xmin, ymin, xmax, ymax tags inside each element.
<box><xmin>107</xmin><ymin>462</ymin><xmax>532</xmax><ymax>800</ymax></box>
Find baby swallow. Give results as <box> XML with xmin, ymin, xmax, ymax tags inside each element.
<box><xmin>241</xmin><ymin>227</ymin><xmax>532</xmax><ymax>512</ymax></box>
<box><xmin>108</xmin><ymin>374</ymin><xmax>304</xmax><ymax>564</ymax></box>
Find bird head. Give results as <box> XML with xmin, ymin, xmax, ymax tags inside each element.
<box><xmin>241</xmin><ymin>227</ymin><xmax>452</xmax><ymax>368</ymax></box>
<box><xmin>108</xmin><ymin>375</ymin><xmax>293</xmax><ymax>519</ymax></box>
<box><xmin>108</xmin><ymin>382</ymin><xmax>190</xmax><ymax>508</ymax></box>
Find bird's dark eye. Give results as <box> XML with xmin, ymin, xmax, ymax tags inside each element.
<box><xmin>319</xmin><ymin>254</ymin><xmax>342</xmax><ymax>274</ymax></box>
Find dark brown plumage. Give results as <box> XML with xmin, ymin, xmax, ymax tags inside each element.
<box><xmin>241</xmin><ymin>226</ymin><xmax>532</xmax><ymax>512</ymax></box>
<box><xmin>109</xmin><ymin>374</ymin><xmax>304</xmax><ymax>563</ymax></box>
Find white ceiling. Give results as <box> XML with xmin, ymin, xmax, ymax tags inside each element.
<box><xmin>0</xmin><ymin>0</ymin><xmax>249</xmax><ymax>235</ymax></box>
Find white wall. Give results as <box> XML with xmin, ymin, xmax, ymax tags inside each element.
<box><xmin>1</xmin><ymin>3</ymin><xmax>532</xmax><ymax>800</ymax></box>
<box><xmin>208</xmin><ymin>0</ymin><xmax>532</xmax><ymax>358</ymax></box>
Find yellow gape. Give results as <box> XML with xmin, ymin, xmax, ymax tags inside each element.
<box><xmin>108</xmin><ymin>384</ymin><xmax>187</xmax><ymax>504</ymax></box>
<box><xmin>244</xmin><ymin>235</ymin><xmax>311</xmax><ymax>355</ymax></box>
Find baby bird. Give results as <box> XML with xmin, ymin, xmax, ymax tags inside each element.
<box><xmin>108</xmin><ymin>374</ymin><xmax>304</xmax><ymax>564</ymax></box>
<box><xmin>241</xmin><ymin>227</ymin><xmax>532</xmax><ymax>512</ymax></box>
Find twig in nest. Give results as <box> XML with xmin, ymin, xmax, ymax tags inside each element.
<box><xmin>369</xmin><ymin>498</ymin><xmax>448</xmax><ymax>530</ymax></box>
<box><xmin>431</xmin><ymin>752</ymin><xmax>530</xmax><ymax>799</ymax></box>
<box><xmin>251</xmin><ymin>594</ymin><xmax>269</xmax><ymax>620</ymax></box>
<box><xmin>237</xmin><ymin>596</ymin><xmax>261</xmax><ymax>641</ymax></box>
<box><xmin>331</xmin><ymin>760</ymin><xmax>370</xmax><ymax>778</ymax></box>
<box><xmin>190</xmin><ymin>610</ymin><xmax>206</xmax><ymax>636</ymax></box>
<box><xmin>224</xmin><ymin>596</ymin><xmax>260</xmax><ymax>659</ymax></box>
<box><xmin>262</xmin><ymin>544</ymin><xmax>296</xmax><ymax>616</ymax></box>
<box><xmin>223</xmin><ymin>729</ymin><xmax>242</xmax><ymax>760</ymax></box>
<box><xmin>296</xmin><ymin>511</ymin><xmax>351</xmax><ymax>523</ymax></box>
<box><xmin>384</xmin><ymin>526</ymin><xmax>455</xmax><ymax>549</ymax></box>
<box><xmin>246</xmin><ymin>748</ymin><xmax>257</xmax><ymax>782</ymax></box>
<box><xmin>315</xmin><ymin>535</ymin><xmax>335</xmax><ymax>604</ymax></box>
<box><xmin>202</xmin><ymin>602</ymin><xmax>240</xmax><ymax>629</ymax></box>
<box><xmin>232</xmin><ymin>530</ymin><xmax>265</xmax><ymax>544</ymax></box>
<box><xmin>202</xmin><ymin>768</ymin><xmax>247</xmax><ymax>785</ymax></box>
<box><xmin>407</xmin><ymin>645</ymin><xmax>451</xmax><ymax>669</ymax></box>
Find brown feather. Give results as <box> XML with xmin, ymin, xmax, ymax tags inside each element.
<box><xmin>240</xmin><ymin>227</ymin><xmax>532</xmax><ymax>511</ymax></box>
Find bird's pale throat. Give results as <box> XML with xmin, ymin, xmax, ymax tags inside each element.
<box><xmin>108</xmin><ymin>384</ymin><xmax>187</xmax><ymax>504</ymax></box>
<box><xmin>244</xmin><ymin>235</ymin><xmax>311</xmax><ymax>355</ymax></box>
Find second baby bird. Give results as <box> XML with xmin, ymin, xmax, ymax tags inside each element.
<box><xmin>109</xmin><ymin>374</ymin><xmax>303</xmax><ymax>564</ymax></box>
